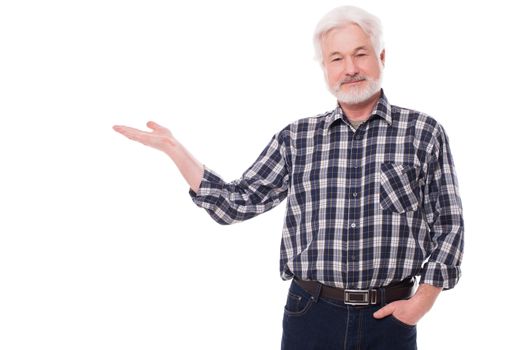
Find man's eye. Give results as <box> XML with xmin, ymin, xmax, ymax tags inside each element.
<box><xmin>331</xmin><ymin>58</ymin><xmax>342</xmax><ymax>62</ymax></box>
<box><xmin>356</xmin><ymin>53</ymin><xmax>367</xmax><ymax>57</ymax></box>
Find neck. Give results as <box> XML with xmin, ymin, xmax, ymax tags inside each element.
<box><xmin>339</xmin><ymin>90</ymin><xmax>382</xmax><ymax>122</ymax></box>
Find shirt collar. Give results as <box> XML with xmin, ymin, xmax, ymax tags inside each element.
<box><xmin>326</xmin><ymin>89</ymin><xmax>393</xmax><ymax>128</ymax></box>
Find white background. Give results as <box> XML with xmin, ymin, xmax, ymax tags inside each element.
<box><xmin>1</xmin><ymin>0</ymin><xmax>524</xmax><ymax>349</ymax></box>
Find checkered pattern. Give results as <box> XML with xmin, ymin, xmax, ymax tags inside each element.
<box><xmin>189</xmin><ymin>91</ymin><xmax>464</xmax><ymax>290</ymax></box>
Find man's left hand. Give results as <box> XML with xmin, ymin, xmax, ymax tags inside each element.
<box><xmin>372</xmin><ymin>283</ymin><xmax>442</xmax><ymax>326</ymax></box>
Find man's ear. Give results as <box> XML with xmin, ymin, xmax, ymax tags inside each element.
<box><xmin>380</xmin><ymin>49</ymin><xmax>385</xmax><ymax>66</ymax></box>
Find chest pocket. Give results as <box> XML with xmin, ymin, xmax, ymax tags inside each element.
<box><xmin>380</xmin><ymin>162</ymin><xmax>420</xmax><ymax>213</ymax></box>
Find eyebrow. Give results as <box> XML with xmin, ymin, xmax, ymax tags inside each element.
<box><xmin>353</xmin><ymin>46</ymin><xmax>368</xmax><ymax>53</ymax></box>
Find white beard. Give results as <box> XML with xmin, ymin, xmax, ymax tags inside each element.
<box><xmin>333</xmin><ymin>76</ymin><xmax>382</xmax><ymax>105</ymax></box>
<box><xmin>327</xmin><ymin>69</ymin><xmax>383</xmax><ymax>105</ymax></box>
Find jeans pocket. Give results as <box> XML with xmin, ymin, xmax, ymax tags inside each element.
<box><xmin>284</xmin><ymin>291</ymin><xmax>313</xmax><ymax>317</ymax></box>
<box><xmin>388</xmin><ymin>314</ymin><xmax>417</xmax><ymax>329</ymax></box>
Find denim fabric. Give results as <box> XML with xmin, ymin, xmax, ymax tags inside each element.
<box><xmin>281</xmin><ymin>279</ymin><xmax>417</xmax><ymax>350</ymax></box>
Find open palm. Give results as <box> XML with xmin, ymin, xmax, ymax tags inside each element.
<box><xmin>113</xmin><ymin>121</ymin><xmax>176</xmax><ymax>152</ymax></box>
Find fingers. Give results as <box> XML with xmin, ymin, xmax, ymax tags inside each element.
<box><xmin>114</xmin><ymin>122</ymin><xmax>167</xmax><ymax>136</ymax></box>
<box><xmin>114</xmin><ymin>123</ymin><xmax>160</xmax><ymax>139</ymax></box>
<box><xmin>373</xmin><ymin>302</ymin><xmax>396</xmax><ymax>319</ymax></box>
<box><xmin>113</xmin><ymin>125</ymin><xmax>150</xmax><ymax>145</ymax></box>
<box><xmin>114</xmin><ymin>121</ymin><xmax>167</xmax><ymax>134</ymax></box>
<box><xmin>113</xmin><ymin>125</ymin><xmax>148</xmax><ymax>135</ymax></box>
<box><xmin>113</xmin><ymin>122</ymin><xmax>174</xmax><ymax>151</ymax></box>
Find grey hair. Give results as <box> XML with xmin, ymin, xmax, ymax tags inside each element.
<box><xmin>313</xmin><ymin>6</ymin><xmax>384</xmax><ymax>63</ymax></box>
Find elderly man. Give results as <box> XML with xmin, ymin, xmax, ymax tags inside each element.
<box><xmin>114</xmin><ymin>5</ymin><xmax>463</xmax><ymax>350</ymax></box>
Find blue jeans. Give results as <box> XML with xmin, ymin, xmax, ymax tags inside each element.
<box><xmin>281</xmin><ymin>279</ymin><xmax>417</xmax><ymax>350</ymax></box>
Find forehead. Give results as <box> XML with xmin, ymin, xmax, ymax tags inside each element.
<box><xmin>321</xmin><ymin>23</ymin><xmax>373</xmax><ymax>55</ymax></box>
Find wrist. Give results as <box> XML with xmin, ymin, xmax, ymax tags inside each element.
<box><xmin>411</xmin><ymin>283</ymin><xmax>442</xmax><ymax>308</ymax></box>
<box><xmin>162</xmin><ymin>137</ymin><xmax>180</xmax><ymax>156</ymax></box>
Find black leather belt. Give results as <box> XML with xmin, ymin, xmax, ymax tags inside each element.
<box><xmin>294</xmin><ymin>277</ymin><xmax>415</xmax><ymax>306</ymax></box>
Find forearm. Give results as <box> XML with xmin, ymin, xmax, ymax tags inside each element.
<box><xmin>412</xmin><ymin>283</ymin><xmax>442</xmax><ymax>309</ymax></box>
<box><xmin>164</xmin><ymin>138</ymin><xmax>204</xmax><ymax>193</ymax></box>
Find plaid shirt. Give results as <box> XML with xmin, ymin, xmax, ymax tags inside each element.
<box><xmin>189</xmin><ymin>91</ymin><xmax>464</xmax><ymax>290</ymax></box>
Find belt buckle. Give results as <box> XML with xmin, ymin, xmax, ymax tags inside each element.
<box><xmin>344</xmin><ymin>289</ymin><xmax>377</xmax><ymax>305</ymax></box>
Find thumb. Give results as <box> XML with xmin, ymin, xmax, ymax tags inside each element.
<box><xmin>373</xmin><ymin>303</ymin><xmax>395</xmax><ymax>319</ymax></box>
<box><xmin>147</xmin><ymin>121</ymin><xmax>164</xmax><ymax>131</ymax></box>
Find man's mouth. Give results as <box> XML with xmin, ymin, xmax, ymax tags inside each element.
<box><xmin>341</xmin><ymin>78</ymin><xmax>365</xmax><ymax>85</ymax></box>
<box><xmin>339</xmin><ymin>77</ymin><xmax>366</xmax><ymax>88</ymax></box>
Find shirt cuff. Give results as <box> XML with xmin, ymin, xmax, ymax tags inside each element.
<box><xmin>419</xmin><ymin>261</ymin><xmax>461</xmax><ymax>290</ymax></box>
<box><xmin>188</xmin><ymin>165</ymin><xmax>225</xmax><ymax>209</ymax></box>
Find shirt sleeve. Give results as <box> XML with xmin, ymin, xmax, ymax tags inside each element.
<box><xmin>419</xmin><ymin>124</ymin><xmax>464</xmax><ymax>290</ymax></box>
<box><xmin>188</xmin><ymin>130</ymin><xmax>289</xmax><ymax>225</ymax></box>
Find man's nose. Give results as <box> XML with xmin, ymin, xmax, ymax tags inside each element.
<box><xmin>344</xmin><ymin>57</ymin><xmax>359</xmax><ymax>75</ymax></box>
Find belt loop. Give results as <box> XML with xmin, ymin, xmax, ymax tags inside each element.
<box><xmin>310</xmin><ymin>282</ymin><xmax>322</xmax><ymax>303</ymax></box>
<box><xmin>370</xmin><ymin>289</ymin><xmax>378</xmax><ymax>305</ymax></box>
<box><xmin>380</xmin><ymin>287</ymin><xmax>386</xmax><ymax>306</ymax></box>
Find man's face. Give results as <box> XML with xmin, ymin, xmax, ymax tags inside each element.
<box><xmin>321</xmin><ymin>23</ymin><xmax>384</xmax><ymax>105</ymax></box>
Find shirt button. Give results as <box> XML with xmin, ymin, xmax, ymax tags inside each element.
<box><xmin>352</xmin><ymin>192</ymin><xmax>358</xmax><ymax>198</ymax></box>
<box><xmin>351</xmin><ymin>223</ymin><xmax>357</xmax><ymax>228</ymax></box>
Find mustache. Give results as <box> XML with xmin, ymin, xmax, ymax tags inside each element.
<box><xmin>338</xmin><ymin>75</ymin><xmax>368</xmax><ymax>86</ymax></box>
